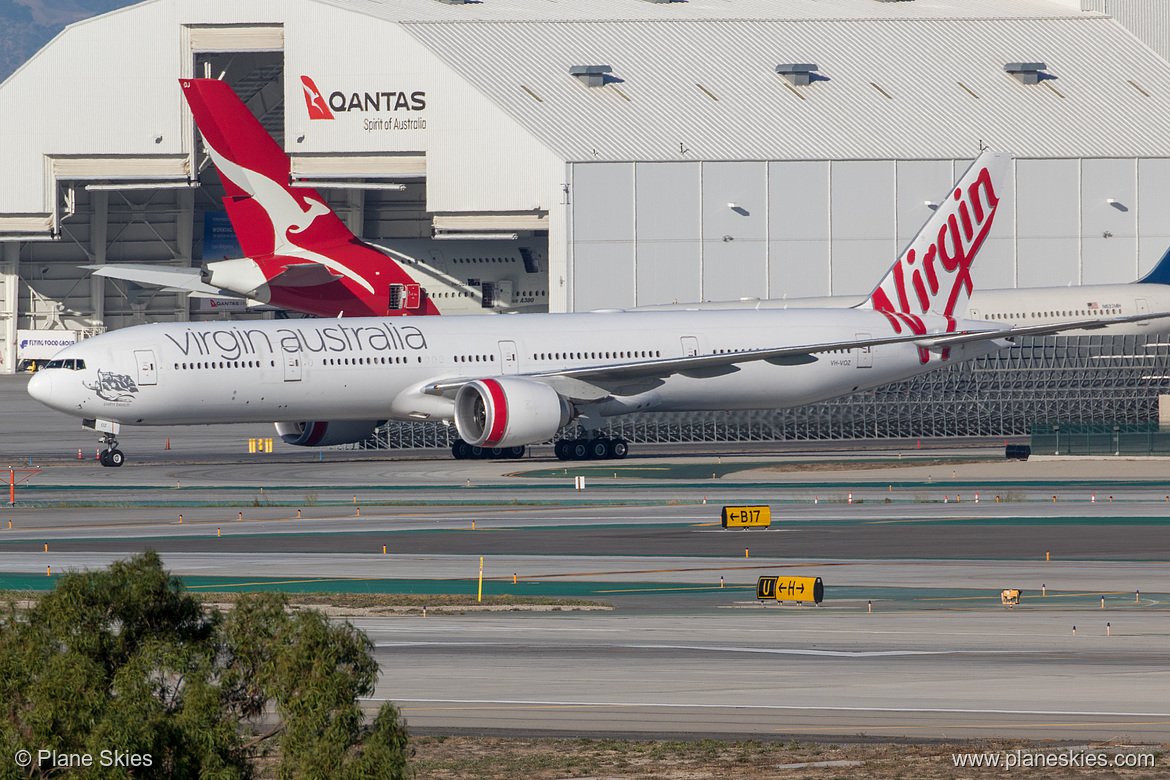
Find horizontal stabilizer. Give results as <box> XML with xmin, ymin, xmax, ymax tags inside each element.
<box><xmin>84</xmin><ymin>264</ymin><xmax>227</xmax><ymax>296</ymax></box>
<box><xmin>268</xmin><ymin>263</ymin><xmax>344</xmax><ymax>288</ymax></box>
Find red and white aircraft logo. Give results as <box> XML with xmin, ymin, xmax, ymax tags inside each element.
<box><xmin>301</xmin><ymin>76</ymin><xmax>333</xmax><ymax>120</ymax></box>
<box><xmin>865</xmin><ymin>152</ymin><xmax>1010</xmax><ymax>362</ymax></box>
<box><xmin>179</xmin><ymin>78</ymin><xmax>437</xmax><ymax>317</ymax></box>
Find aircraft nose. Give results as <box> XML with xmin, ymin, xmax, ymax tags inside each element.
<box><xmin>27</xmin><ymin>370</ymin><xmax>53</xmax><ymax>406</ymax></box>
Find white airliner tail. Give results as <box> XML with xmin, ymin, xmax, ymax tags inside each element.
<box><xmin>865</xmin><ymin>150</ymin><xmax>1011</xmax><ymax>331</ymax></box>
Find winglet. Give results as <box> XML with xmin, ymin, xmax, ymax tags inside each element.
<box><xmin>865</xmin><ymin>150</ymin><xmax>1012</xmax><ymax>328</ymax></box>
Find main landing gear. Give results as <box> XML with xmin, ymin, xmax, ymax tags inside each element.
<box><xmin>554</xmin><ymin>437</ymin><xmax>629</xmax><ymax>461</ymax></box>
<box><xmin>451</xmin><ymin>440</ymin><xmax>526</xmax><ymax>460</ymax></box>
<box><xmin>98</xmin><ymin>433</ymin><xmax>125</xmax><ymax>468</ymax></box>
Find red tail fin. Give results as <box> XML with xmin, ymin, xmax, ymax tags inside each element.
<box><xmin>179</xmin><ymin>78</ymin><xmax>437</xmax><ymax>315</ymax></box>
<box><xmin>180</xmin><ymin>78</ymin><xmax>356</xmax><ymax>259</ymax></box>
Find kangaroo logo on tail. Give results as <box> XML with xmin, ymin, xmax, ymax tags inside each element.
<box><xmin>865</xmin><ymin>149</ymin><xmax>1010</xmax><ymax>362</ymax></box>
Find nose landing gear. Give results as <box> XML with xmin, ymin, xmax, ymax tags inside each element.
<box><xmin>98</xmin><ymin>433</ymin><xmax>125</xmax><ymax>468</ymax></box>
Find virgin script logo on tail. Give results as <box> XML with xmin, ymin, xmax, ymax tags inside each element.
<box><xmin>302</xmin><ymin>76</ymin><xmax>334</xmax><ymax>120</ymax></box>
<box><xmin>870</xmin><ymin>158</ymin><xmax>1002</xmax><ymax>362</ymax></box>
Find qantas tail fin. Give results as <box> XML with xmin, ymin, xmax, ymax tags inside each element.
<box><xmin>865</xmin><ymin>149</ymin><xmax>1011</xmax><ymax>329</ymax></box>
<box><xmin>179</xmin><ymin>78</ymin><xmax>356</xmax><ymax>259</ymax></box>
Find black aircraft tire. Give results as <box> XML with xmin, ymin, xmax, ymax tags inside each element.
<box><xmin>608</xmin><ymin>439</ymin><xmax>629</xmax><ymax>459</ymax></box>
<box><xmin>588</xmin><ymin>439</ymin><xmax>610</xmax><ymax>460</ymax></box>
<box><xmin>108</xmin><ymin>450</ymin><xmax>125</xmax><ymax>467</ymax></box>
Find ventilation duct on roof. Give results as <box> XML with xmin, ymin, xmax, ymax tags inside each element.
<box><xmin>1004</xmin><ymin>62</ymin><xmax>1048</xmax><ymax>84</ymax></box>
<box><xmin>775</xmin><ymin>63</ymin><xmax>818</xmax><ymax>86</ymax></box>
<box><xmin>570</xmin><ymin>65</ymin><xmax>612</xmax><ymax>87</ymax></box>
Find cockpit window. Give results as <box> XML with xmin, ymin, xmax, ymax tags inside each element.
<box><xmin>43</xmin><ymin>359</ymin><xmax>85</xmax><ymax>370</ymax></box>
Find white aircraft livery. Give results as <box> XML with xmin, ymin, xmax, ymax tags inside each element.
<box><xmin>27</xmin><ymin>150</ymin><xmax>1167</xmax><ymax>466</ymax></box>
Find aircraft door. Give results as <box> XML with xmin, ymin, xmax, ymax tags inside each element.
<box><xmin>494</xmin><ymin>280</ymin><xmax>514</xmax><ymax>307</ymax></box>
<box><xmin>283</xmin><ymin>354</ymin><xmax>302</xmax><ymax>382</ymax></box>
<box><xmin>681</xmin><ymin>336</ymin><xmax>699</xmax><ymax>357</ymax></box>
<box><xmin>404</xmin><ymin>283</ymin><xmax>421</xmax><ymax>309</ymax></box>
<box><xmin>1137</xmin><ymin>297</ymin><xmax>1150</xmax><ymax>326</ymax></box>
<box><xmin>498</xmin><ymin>341</ymin><xmax>518</xmax><ymax>374</ymax></box>
<box><xmin>854</xmin><ymin>333</ymin><xmax>873</xmax><ymax>368</ymax></box>
<box><xmin>133</xmin><ymin>350</ymin><xmax>157</xmax><ymax>385</ymax></box>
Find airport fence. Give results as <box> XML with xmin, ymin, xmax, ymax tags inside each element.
<box><xmin>1029</xmin><ymin>422</ymin><xmax>1170</xmax><ymax>456</ymax></box>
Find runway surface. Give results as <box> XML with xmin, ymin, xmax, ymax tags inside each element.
<box><xmin>3</xmin><ymin>373</ymin><xmax>1170</xmax><ymax>742</ymax></box>
<box><xmin>361</xmin><ymin>610</ymin><xmax>1170</xmax><ymax>742</ymax></box>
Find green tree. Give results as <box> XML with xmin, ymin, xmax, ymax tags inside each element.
<box><xmin>218</xmin><ymin>591</ymin><xmax>410</xmax><ymax>780</ymax></box>
<box><xmin>0</xmin><ymin>552</ymin><xmax>409</xmax><ymax>779</ymax></box>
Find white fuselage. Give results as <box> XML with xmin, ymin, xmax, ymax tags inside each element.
<box><xmin>636</xmin><ymin>284</ymin><xmax>1170</xmax><ymax>335</ymax></box>
<box><xmin>28</xmin><ymin>309</ymin><xmax>999</xmax><ymax>428</ymax></box>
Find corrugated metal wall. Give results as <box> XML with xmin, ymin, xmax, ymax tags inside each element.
<box><xmin>569</xmin><ymin>156</ymin><xmax>1170</xmax><ymax>311</ymax></box>
<box><xmin>1086</xmin><ymin>1</ymin><xmax>1170</xmax><ymax>63</ymax></box>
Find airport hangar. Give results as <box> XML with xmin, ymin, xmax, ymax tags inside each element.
<box><xmin>3</xmin><ymin>0</ymin><xmax>1170</xmax><ymax>443</ymax></box>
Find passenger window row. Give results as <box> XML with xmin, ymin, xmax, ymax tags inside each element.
<box><xmin>322</xmin><ymin>356</ymin><xmax>406</xmax><ymax>366</ymax></box>
<box><xmin>533</xmin><ymin>350</ymin><xmax>661</xmax><ymax>361</ymax></box>
<box><xmin>174</xmin><ymin>356</ymin><xmax>414</xmax><ymax>370</ymax></box>
<box><xmin>984</xmin><ymin>307</ymin><xmax>1121</xmax><ymax>321</ymax></box>
<box><xmin>176</xmin><ymin>360</ymin><xmax>270</xmax><ymax>370</ymax></box>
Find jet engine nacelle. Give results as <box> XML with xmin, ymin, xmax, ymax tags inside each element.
<box><xmin>454</xmin><ymin>378</ymin><xmax>571</xmax><ymax>448</ymax></box>
<box><xmin>274</xmin><ymin>420</ymin><xmax>384</xmax><ymax>447</ymax></box>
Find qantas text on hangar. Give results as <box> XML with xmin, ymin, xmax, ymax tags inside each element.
<box><xmin>300</xmin><ymin>75</ymin><xmax>425</xmax><ymax>119</ymax></box>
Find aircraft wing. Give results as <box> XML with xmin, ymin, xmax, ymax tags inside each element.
<box><xmin>425</xmin><ymin>328</ymin><xmax>990</xmax><ymax>400</ymax></box>
<box><xmin>84</xmin><ymin>264</ymin><xmax>229</xmax><ymax>296</ymax></box>
<box><xmin>424</xmin><ymin>310</ymin><xmax>1170</xmax><ymax>402</ymax></box>
<box><xmin>557</xmin><ymin>310</ymin><xmax>1170</xmax><ymax>386</ymax></box>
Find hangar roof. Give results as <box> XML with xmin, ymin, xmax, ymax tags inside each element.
<box><xmin>395</xmin><ymin>10</ymin><xmax>1170</xmax><ymax>161</ymax></box>
<box><xmin>324</xmin><ymin>0</ymin><xmax>1083</xmax><ymax>23</ymax></box>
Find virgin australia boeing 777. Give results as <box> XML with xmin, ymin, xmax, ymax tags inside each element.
<box><xmin>27</xmin><ymin>150</ymin><xmax>1164</xmax><ymax>466</ymax></box>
